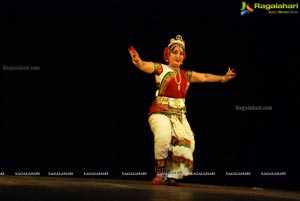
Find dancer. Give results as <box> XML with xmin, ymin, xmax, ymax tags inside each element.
<box><xmin>128</xmin><ymin>34</ymin><xmax>236</xmax><ymax>186</ymax></box>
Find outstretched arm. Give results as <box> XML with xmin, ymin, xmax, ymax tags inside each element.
<box><xmin>190</xmin><ymin>66</ymin><xmax>237</xmax><ymax>83</ymax></box>
<box><xmin>128</xmin><ymin>46</ymin><xmax>155</xmax><ymax>74</ymax></box>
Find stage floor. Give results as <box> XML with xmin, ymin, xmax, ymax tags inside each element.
<box><xmin>0</xmin><ymin>176</ymin><xmax>299</xmax><ymax>201</ymax></box>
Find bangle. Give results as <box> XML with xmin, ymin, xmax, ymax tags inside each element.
<box><xmin>221</xmin><ymin>76</ymin><xmax>227</xmax><ymax>83</ymax></box>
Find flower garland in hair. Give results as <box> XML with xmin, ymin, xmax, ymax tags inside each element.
<box><xmin>163</xmin><ymin>47</ymin><xmax>169</xmax><ymax>63</ymax></box>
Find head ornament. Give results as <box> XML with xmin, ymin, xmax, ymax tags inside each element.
<box><xmin>168</xmin><ymin>34</ymin><xmax>185</xmax><ymax>50</ymax></box>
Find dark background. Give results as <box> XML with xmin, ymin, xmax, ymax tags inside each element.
<box><xmin>1</xmin><ymin>1</ymin><xmax>299</xmax><ymax>190</ymax></box>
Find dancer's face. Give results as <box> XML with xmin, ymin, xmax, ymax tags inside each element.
<box><xmin>168</xmin><ymin>45</ymin><xmax>185</xmax><ymax>68</ymax></box>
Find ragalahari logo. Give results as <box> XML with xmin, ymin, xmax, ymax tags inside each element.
<box><xmin>240</xmin><ymin>2</ymin><xmax>254</xmax><ymax>16</ymax></box>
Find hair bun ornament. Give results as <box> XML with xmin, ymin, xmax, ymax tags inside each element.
<box><xmin>168</xmin><ymin>34</ymin><xmax>185</xmax><ymax>49</ymax></box>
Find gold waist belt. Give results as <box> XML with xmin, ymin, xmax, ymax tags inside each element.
<box><xmin>156</xmin><ymin>96</ymin><xmax>185</xmax><ymax>109</ymax></box>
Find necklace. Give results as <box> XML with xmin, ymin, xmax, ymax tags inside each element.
<box><xmin>174</xmin><ymin>70</ymin><xmax>182</xmax><ymax>91</ymax></box>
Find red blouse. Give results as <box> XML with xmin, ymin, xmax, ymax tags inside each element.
<box><xmin>149</xmin><ymin>63</ymin><xmax>192</xmax><ymax>115</ymax></box>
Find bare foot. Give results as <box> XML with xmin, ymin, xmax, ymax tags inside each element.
<box><xmin>165</xmin><ymin>178</ymin><xmax>183</xmax><ymax>187</ymax></box>
<box><xmin>151</xmin><ymin>176</ymin><xmax>165</xmax><ymax>185</ymax></box>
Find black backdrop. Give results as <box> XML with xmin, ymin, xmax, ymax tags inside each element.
<box><xmin>1</xmin><ymin>1</ymin><xmax>299</xmax><ymax>190</ymax></box>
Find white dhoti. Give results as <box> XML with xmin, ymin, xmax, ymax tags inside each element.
<box><xmin>148</xmin><ymin>113</ymin><xmax>195</xmax><ymax>179</ymax></box>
